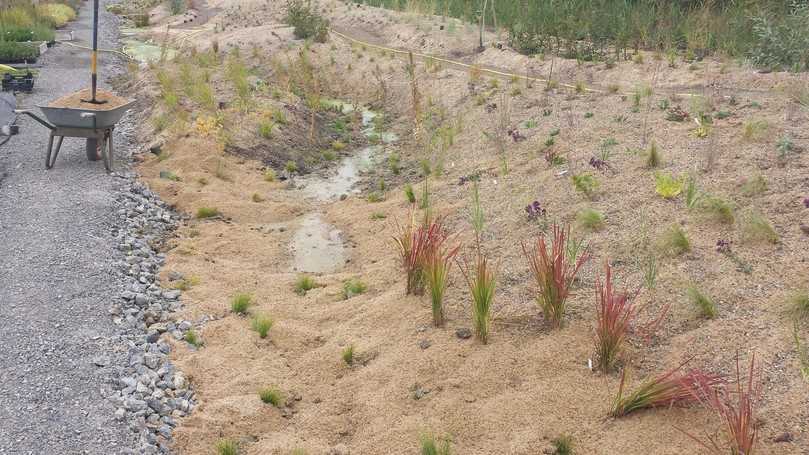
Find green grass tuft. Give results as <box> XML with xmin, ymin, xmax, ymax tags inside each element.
<box><xmin>420</xmin><ymin>433</ymin><xmax>452</xmax><ymax>455</ymax></box>
<box><xmin>184</xmin><ymin>329</ymin><xmax>202</xmax><ymax>348</ymax></box>
<box><xmin>687</xmin><ymin>285</ymin><xmax>717</xmax><ymax>319</ymax></box>
<box><xmin>700</xmin><ymin>196</ymin><xmax>735</xmax><ymax>224</ymax></box>
<box><xmin>196</xmin><ymin>207</ymin><xmax>220</xmax><ymax>219</ymax></box>
<box><xmin>658</xmin><ymin>225</ymin><xmax>690</xmax><ymax>256</ymax></box>
<box><xmin>342</xmin><ymin>279</ymin><xmax>367</xmax><ymax>299</ymax></box>
<box><xmin>258</xmin><ymin>120</ymin><xmax>274</xmax><ymax>139</ymax></box>
<box><xmin>740</xmin><ymin>175</ymin><xmax>767</xmax><ymax>196</ymax></box>
<box><xmin>342</xmin><ymin>344</ymin><xmax>355</xmax><ymax>365</ymax></box>
<box><xmin>790</xmin><ymin>292</ymin><xmax>809</xmax><ymax>321</ymax></box>
<box><xmin>259</xmin><ymin>387</ymin><xmax>283</xmax><ymax>407</ymax></box>
<box><xmin>571</xmin><ymin>173</ymin><xmax>599</xmax><ymax>199</ymax></box>
<box><xmin>742</xmin><ymin>119</ymin><xmax>769</xmax><ymax>141</ymax></box>
<box><xmin>404</xmin><ymin>184</ymin><xmax>416</xmax><ymax>204</ymax></box>
<box><xmin>741</xmin><ymin>210</ymin><xmax>779</xmax><ymax>244</ymax></box>
<box><xmin>645</xmin><ymin>141</ymin><xmax>662</xmax><ymax>168</ymax></box>
<box><xmin>551</xmin><ymin>435</ymin><xmax>573</xmax><ymax>455</ymax></box>
<box><xmin>576</xmin><ymin>208</ymin><xmax>604</xmax><ymax>231</ymax></box>
<box><xmin>230</xmin><ymin>293</ymin><xmax>252</xmax><ymax>314</ymax></box>
<box><xmin>215</xmin><ymin>439</ymin><xmax>239</xmax><ymax>455</ymax></box>
<box><xmin>251</xmin><ymin>314</ymin><xmax>273</xmax><ymax>339</ymax></box>
<box><xmin>294</xmin><ymin>275</ymin><xmax>319</xmax><ymax>296</ymax></box>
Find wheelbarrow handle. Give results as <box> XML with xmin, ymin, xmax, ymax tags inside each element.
<box><xmin>14</xmin><ymin>109</ymin><xmax>55</xmax><ymax>131</ymax></box>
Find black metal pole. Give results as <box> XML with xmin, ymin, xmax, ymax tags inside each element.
<box><xmin>91</xmin><ymin>0</ymin><xmax>99</xmax><ymax>103</ymax></box>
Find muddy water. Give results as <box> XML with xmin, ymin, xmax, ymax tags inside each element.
<box><xmin>289</xmin><ymin>104</ymin><xmax>397</xmax><ymax>273</ymax></box>
<box><xmin>120</xmin><ymin>29</ymin><xmax>177</xmax><ymax>63</ymax></box>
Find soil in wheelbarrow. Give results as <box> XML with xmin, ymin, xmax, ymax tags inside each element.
<box><xmin>48</xmin><ymin>88</ymin><xmax>131</xmax><ymax>111</ymax></box>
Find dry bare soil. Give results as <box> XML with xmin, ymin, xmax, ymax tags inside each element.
<box><xmin>123</xmin><ymin>1</ymin><xmax>809</xmax><ymax>453</ymax></box>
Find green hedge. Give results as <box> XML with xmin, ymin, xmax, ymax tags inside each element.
<box><xmin>0</xmin><ymin>41</ymin><xmax>40</xmax><ymax>63</ymax></box>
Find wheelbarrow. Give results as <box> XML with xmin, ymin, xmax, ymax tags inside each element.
<box><xmin>15</xmin><ymin>100</ymin><xmax>133</xmax><ymax>171</ymax></box>
<box><xmin>9</xmin><ymin>0</ymin><xmax>133</xmax><ymax>172</ymax></box>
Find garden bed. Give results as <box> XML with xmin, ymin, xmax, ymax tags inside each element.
<box><xmin>0</xmin><ymin>42</ymin><xmax>39</xmax><ymax>64</ymax></box>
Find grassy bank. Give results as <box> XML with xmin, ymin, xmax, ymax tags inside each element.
<box><xmin>355</xmin><ymin>0</ymin><xmax>809</xmax><ymax>71</ymax></box>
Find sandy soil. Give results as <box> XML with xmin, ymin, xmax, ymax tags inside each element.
<box><xmin>48</xmin><ymin>88</ymin><xmax>132</xmax><ymax>110</ymax></box>
<box><xmin>125</xmin><ymin>1</ymin><xmax>809</xmax><ymax>454</ymax></box>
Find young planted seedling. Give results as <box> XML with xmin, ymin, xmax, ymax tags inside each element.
<box><xmin>641</xmin><ymin>253</ymin><xmax>658</xmax><ymax>290</ymax></box>
<box><xmin>184</xmin><ymin>329</ymin><xmax>202</xmax><ymax>348</ymax></box>
<box><xmin>684</xmin><ymin>355</ymin><xmax>760</xmax><ymax>455</ymax></box>
<box><xmin>456</xmin><ymin>183</ymin><xmax>496</xmax><ymax>343</ymax></box>
<box><xmin>251</xmin><ymin>314</ymin><xmax>273</xmax><ymax>339</ymax></box>
<box><xmin>258</xmin><ymin>120</ymin><xmax>274</xmax><ymax>139</ymax></box>
<box><xmin>687</xmin><ymin>285</ymin><xmax>717</xmax><ymax>319</ymax></box>
<box><xmin>422</xmin><ymin>220</ymin><xmax>460</xmax><ymax>327</ymax></box>
<box><xmin>659</xmin><ymin>225</ymin><xmax>690</xmax><ymax>256</ymax></box>
<box><xmin>522</xmin><ymin>225</ymin><xmax>589</xmax><ymax>329</ymax></box>
<box><xmin>551</xmin><ymin>435</ymin><xmax>573</xmax><ymax>455</ymax></box>
<box><xmin>699</xmin><ymin>196</ymin><xmax>735</xmax><ymax>224</ymax></box>
<box><xmin>458</xmin><ymin>252</ymin><xmax>496</xmax><ymax>344</ymax></box>
<box><xmin>393</xmin><ymin>212</ymin><xmax>427</xmax><ymax>295</ymax></box>
<box><xmin>342</xmin><ymin>344</ymin><xmax>355</xmax><ymax>365</ymax></box>
<box><xmin>294</xmin><ymin>275</ymin><xmax>318</xmax><ymax>296</ymax></box>
<box><xmin>215</xmin><ymin>439</ymin><xmax>239</xmax><ymax>455</ymax></box>
<box><xmin>742</xmin><ymin>119</ymin><xmax>769</xmax><ymax>142</ymax></box>
<box><xmin>684</xmin><ymin>176</ymin><xmax>703</xmax><ymax>209</ymax></box>
<box><xmin>576</xmin><ymin>208</ymin><xmax>604</xmax><ymax>231</ymax></box>
<box><xmin>257</xmin><ymin>385</ymin><xmax>283</xmax><ymax>407</ymax></box>
<box><xmin>196</xmin><ymin>207</ymin><xmax>220</xmax><ymax>219</ymax></box>
<box><xmin>420</xmin><ymin>433</ymin><xmax>452</xmax><ymax>455</ymax></box>
<box><xmin>571</xmin><ymin>173</ymin><xmax>599</xmax><ymax>200</ymax></box>
<box><xmin>655</xmin><ymin>173</ymin><xmax>684</xmax><ymax>199</ymax></box>
<box><xmin>230</xmin><ymin>293</ymin><xmax>252</xmax><ymax>314</ymax></box>
<box><xmin>594</xmin><ymin>262</ymin><xmax>638</xmax><ymax>372</ymax></box>
<box><xmin>404</xmin><ymin>183</ymin><xmax>416</xmax><ymax>204</ymax></box>
<box><xmin>740</xmin><ymin>210</ymin><xmax>779</xmax><ymax>244</ymax></box>
<box><xmin>793</xmin><ymin>323</ymin><xmax>809</xmax><ymax>383</ymax></box>
<box><xmin>740</xmin><ymin>175</ymin><xmax>767</xmax><ymax>197</ymax></box>
<box><xmin>790</xmin><ymin>291</ymin><xmax>809</xmax><ymax>321</ymax></box>
<box><xmin>611</xmin><ymin>364</ymin><xmax>723</xmax><ymax>417</ymax></box>
<box><xmin>645</xmin><ymin>141</ymin><xmax>662</xmax><ymax>168</ymax></box>
<box><xmin>264</xmin><ymin>169</ymin><xmax>277</xmax><ymax>182</ymax></box>
<box><xmin>342</xmin><ymin>279</ymin><xmax>367</xmax><ymax>300</ymax></box>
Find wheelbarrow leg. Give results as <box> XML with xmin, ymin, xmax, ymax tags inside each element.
<box><xmin>46</xmin><ymin>134</ymin><xmax>64</xmax><ymax>169</ymax></box>
<box><xmin>98</xmin><ymin>132</ymin><xmax>110</xmax><ymax>172</ymax></box>
<box><xmin>86</xmin><ymin>137</ymin><xmax>100</xmax><ymax>161</ymax></box>
<box><xmin>103</xmin><ymin>130</ymin><xmax>114</xmax><ymax>172</ymax></box>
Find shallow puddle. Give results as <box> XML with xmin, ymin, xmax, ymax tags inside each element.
<box><xmin>289</xmin><ymin>213</ymin><xmax>346</xmax><ymax>273</ymax></box>
<box><xmin>290</xmin><ymin>103</ymin><xmax>397</xmax><ymax>273</ymax></box>
<box><xmin>301</xmin><ymin>145</ymin><xmax>378</xmax><ymax>201</ymax></box>
<box><xmin>120</xmin><ymin>29</ymin><xmax>177</xmax><ymax>63</ymax></box>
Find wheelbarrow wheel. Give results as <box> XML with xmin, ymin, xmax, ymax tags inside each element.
<box><xmin>86</xmin><ymin>138</ymin><xmax>101</xmax><ymax>161</ymax></box>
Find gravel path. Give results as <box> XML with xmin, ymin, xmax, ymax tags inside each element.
<box><xmin>0</xmin><ymin>3</ymin><xmax>172</xmax><ymax>454</ymax></box>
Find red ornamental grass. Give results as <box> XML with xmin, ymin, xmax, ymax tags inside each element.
<box><xmin>522</xmin><ymin>224</ymin><xmax>588</xmax><ymax>329</ymax></box>
<box><xmin>594</xmin><ymin>262</ymin><xmax>638</xmax><ymax>372</ymax></box>
<box><xmin>611</xmin><ymin>361</ymin><xmax>724</xmax><ymax>417</ymax></box>
<box><xmin>393</xmin><ymin>212</ymin><xmax>429</xmax><ymax>295</ymax></box>
<box><xmin>684</xmin><ymin>354</ymin><xmax>760</xmax><ymax>455</ymax></box>
<box><xmin>422</xmin><ymin>221</ymin><xmax>460</xmax><ymax>327</ymax></box>
<box><xmin>457</xmin><ymin>252</ymin><xmax>497</xmax><ymax>344</ymax></box>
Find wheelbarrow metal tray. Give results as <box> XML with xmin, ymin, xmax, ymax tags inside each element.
<box><xmin>37</xmin><ymin>101</ymin><xmax>134</xmax><ymax>130</ymax></box>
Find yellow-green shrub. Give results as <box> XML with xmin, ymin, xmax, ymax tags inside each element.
<box><xmin>37</xmin><ymin>4</ymin><xmax>76</xmax><ymax>28</ymax></box>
